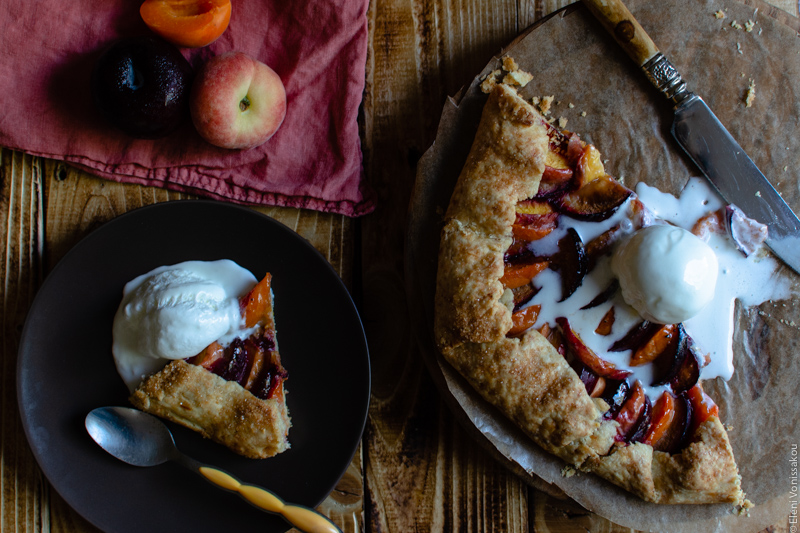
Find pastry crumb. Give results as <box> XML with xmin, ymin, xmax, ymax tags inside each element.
<box><xmin>561</xmin><ymin>465</ymin><xmax>577</xmax><ymax>478</ymax></box>
<box><xmin>568</xmin><ymin>102</ymin><xmax>575</xmax><ymax>108</ymax></box>
<box><xmin>714</xmin><ymin>9</ymin><xmax>726</xmax><ymax>19</ymax></box>
<box><xmin>744</xmin><ymin>78</ymin><xmax>756</xmax><ymax>107</ymax></box>
<box><xmin>580</xmin><ymin>111</ymin><xmax>587</xmax><ymax>117</ymax></box>
<box><xmin>557</xmin><ymin>116</ymin><xmax>568</xmax><ymax>129</ymax></box>
<box><xmin>480</xmin><ymin>70</ymin><xmax>501</xmax><ymax>93</ymax></box>
<box><xmin>502</xmin><ymin>56</ymin><xmax>519</xmax><ymax>72</ymax></box>
<box><xmin>745</xmin><ymin>19</ymin><xmax>755</xmax><ymax>32</ymax></box>
<box><xmin>504</xmin><ymin>69</ymin><xmax>533</xmax><ymax>87</ymax></box>
<box><xmin>480</xmin><ymin>56</ymin><xmax>534</xmax><ymax>93</ymax></box>
<box><xmin>540</xmin><ymin>95</ymin><xmax>554</xmax><ymax>115</ymax></box>
<box><xmin>736</xmin><ymin>42</ymin><xmax>743</xmax><ymax>54</ymax></box>
<box><xmin>737</xmin><ymin>499</ymin><xmax>754</xmax><ymax>515</ymax></box>
<box><xmin>731</xmin><ymin>20</ymin><xmax>743</xmax><ymax>30</ymax></box>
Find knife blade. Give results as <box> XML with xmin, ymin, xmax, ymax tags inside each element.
<box><xmin>582</xmin><ymin>0</ymin><xmax>800</xmax><ymax>275</ymax></box>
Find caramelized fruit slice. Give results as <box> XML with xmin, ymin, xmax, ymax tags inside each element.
<box><xmin>580</xmin><ymin>279</ymin><xmax>619</xmax><ymax>310</ymax></box>
<box><xmin>685</xmin><ymin>384</ymin><xmax>719</xmax><ymax>436</ymax></box>
<box><xmin>613</xmin><ymin>380</ymin><xmax>651</xmax><ymax>442</ymax></box>
<box><xmin>585</xmin><ymin>224</ymin><xmax>622</xmax><ymax>270</ymax></box>
<box><xmin>508</xmin><ymin>305</ymin><xmax>541</xmax><ymax>337</ymax></box>
<box><xmin>609</xmin><ymin>320</ymin><xmax>662</xmax><ymax>352</ymax></box>
<box><xmin>602</xmin><ymin>379</ymin><xmax>630</xmax><ymax>419</ymax></box>
<box><xmin>669</xmin><ymin>340</ymin><xmax>702</xmax><ymax>393</ymax></box>
<box><xmin>555</xmin><ymin>175</ymin><xmax>632</xmax><ymax>222</ymax></box>
<box><xmin>241</xmin><ymin>273</ymin><xmax>274</xmax><ymax>329</ymax></box>
<box><xmin>643</xmin><ymin>392</ymin><xmax>693</xmax><ymax>453</ymax></box>
<box><xmin>594</xmin><ymin>306</ymin><xmax>615</xmax><ymax>336</ymax></box>
<box><xmin>630</xmin><ymin>324</ymin><xmax>678</xmax><ymax>367</ymax></box>
<box><xmin>500</xmin><ymin>260</ymin><xmax>549</xmax><ymax>290</ymax></box>
<box><xmin>512</xmin><ymin>283</ymin><xmax>538</xmax><ymax>310</ymax></box>
<box><xmin>573</xmin><ymin>144</ymin><xmax>606</xmax><ymax>189</ymax></box>
<box><xmin>551</xmin><ymin>228</ymin><xmax>588</xmax><ymax>301</ymax></box>
<box><xmin>649</xmin><ymin>325</ymin><xmax>700</xmax><ymax>392</ymax></box>
<box><xmin>514</xmin><ymin>200</ymin><xmax>559</xmax><ymax>241</ymax></box>
<box><xmin>642</xmin><ymin>391</ymin><xmax>675</xmax><ymax>447</ymax></box>
<box><xmin>557</xmin><ymin>317</ymin><xmax>630</xmax><ymax>380</ymax></box>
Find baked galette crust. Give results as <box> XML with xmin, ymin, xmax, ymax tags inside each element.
<box><xmin>434</xmin><ymin>83</ymin><xmax>745</xmax><ymax>505</ymax></box>
<box><xmin>131</xmin><ymin>360</ymin><xmax>291</xmax><ymax>459</ymax></box>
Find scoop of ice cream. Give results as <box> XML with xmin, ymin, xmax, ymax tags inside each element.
<box><xmin>117</xmin><ymin>268</ymin><xmax>239</xmax><ymax>359</ymax></box>
<box><xmin>611</xmin><ymin>224</ymin><xmax>718</xmax><ymax>324</ymax></box>
<box><xmin>112</xmin><ymin>260</ymin><xmax>256</xmax><ymax>391</ymax></box>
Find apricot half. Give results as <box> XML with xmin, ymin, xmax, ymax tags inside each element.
<box><xmin>140</xmin><ymin>0</ymin><xmax>232</xmax><ymax>48</ymax></box>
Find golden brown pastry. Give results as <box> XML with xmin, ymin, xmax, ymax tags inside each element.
<box><xmin>434</xmin><ymin>82</ymin><xmax>745</xmax><ymax>505</ymax></box>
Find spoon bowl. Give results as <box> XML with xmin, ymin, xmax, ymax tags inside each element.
<box><xmin>85</xmin><ymin>406</ymin><xmax>340</xmax><ymax>533</ymax></box>
<box><xmin>86</xmin><ymin>406</ymin><xmax>177</xmax><ymax>467</ymax></box>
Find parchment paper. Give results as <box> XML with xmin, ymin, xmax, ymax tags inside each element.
<box><xmin>406</xmin><ymin>0</ymin><xmax>800</xmax><ymax>531</ymax></box>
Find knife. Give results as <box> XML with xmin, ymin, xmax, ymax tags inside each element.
<box><xmin>582</xmin><ymin>0</ymin><xmax>800</xmax><ymax>275</ymax></box>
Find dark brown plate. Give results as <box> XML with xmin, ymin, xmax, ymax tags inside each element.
<box><xmin>17</xmin><ymin>200</ymin><xmax>370</xmax><ymax>533</ymax></box>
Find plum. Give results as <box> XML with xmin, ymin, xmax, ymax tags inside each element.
<box><xmin>609</xmin><ymin>320</ymin><xmax>662</xmax><ymax>352</ymax></box>
<box><xmin>668</xmin><ymin>341</ymin><xmax>701</xmax><ymax>393</ymax></box>
<box><xmin>557</xmin><ymin>317</ymin><xmax>630</xmax><ymax>380</ymax></box>
<box><xmin>554</xmin><ymin>175</ymin><xmax>632</xmax><ymax>221</ymax></box>
<box><xmin>613</xmin><ymin>380</ymin><xmax>651</xmax><ymax>442</ymax></box>
<box><xmin>91</xmin><ymin>35</ymin><xmax>193</xmax><ymax>138</ymax></box>
<box><xmin>643</xmin><ymin>392</ymin><xmax>692</xmax><ymax>453</ymax></box>
<box><xmin>580</xmin><ymin>279</ymin><xmax>619</xmax><ymax>310</ymax></box>
<box><xmin>551</xmin><ymin>228</ymin><xmax>588</xmax><ymax>301</ymax></box>
<box><xmin>602</xmin><ymin>379</ymin><xmax>630</xmax><ymax>419</ymax></box>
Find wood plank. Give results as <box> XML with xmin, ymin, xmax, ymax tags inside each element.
<box><xmin>359</xmin><ymin>0</ymin><xmax>555</xmax><ymax>531</ymax></box>
<box><xmin>0</xmin><ymin>148</ymin><xmax>47</xmax><ymax>533</ymax></box>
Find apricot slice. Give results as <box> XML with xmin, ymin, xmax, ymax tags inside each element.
<box><xmin>686</xmin><ymin>384</ymin><xmax>719</xmax><ymax>436</ymax></box>
<box><xmin>140</xmin><ymin>0</ymin><xmax>232</xmax><ymax>48</ymax></box>
<box><xmin>557</xmin><ymin>317</ymin><xmax>630</xmax><ymax>380</ymax></box>
<box><xmin>614</xmin><ymin>380</ymin><xmax>651</xmax><ymax>442</ymax></box>
<box><xmin>513</xmin><ymin>201</ymin><xmax>559</xmax><ymax>240</ymax></box>
<box><xmin>508</xmin><ymin>305</ymin><xmax>541</xmax><ymax>337</ymax></box>
<box><xmin>594</xmin><ymin>306</ymin><xmax>615</xmax><ymax>336</ymax></box>
<box><xmin>500</xmin><ymin>260</ymin><xmax>549</xmax><ymax>290</ymax></box>
<box><xmin>630</xmin><ymin>324</ymin><xmax>678</xmax><ymax>367</ymax></box>
<box><xmin>241</xmin><ymin>273</ymin><xmax>273</xmax><ymax>329</ymax></box>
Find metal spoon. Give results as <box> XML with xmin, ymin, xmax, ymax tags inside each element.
<box><xmin>85</xmin><ymin>406</ymin><xmax>340</xmax><ymax>533</ymax></box>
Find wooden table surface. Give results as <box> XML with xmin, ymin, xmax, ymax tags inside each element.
<box><xmin>2</xmin><ymin>1</ymin><xmax>797</xmax><ymax>532</ymax></box>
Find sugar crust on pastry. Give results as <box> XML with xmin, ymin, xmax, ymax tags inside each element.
<box><xmin>433</xmin><ymin>83</ymin><xmax>745</xmax><ymax>505</ymax></box>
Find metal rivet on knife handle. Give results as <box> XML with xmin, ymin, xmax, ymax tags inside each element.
<box><xmin>581</xmin><ymin>0</ymin><xmax>659</xmax><ymax>66</ymax></box>
<box><xmin>642</xmin><ymin>54</ymin><xmax>693</xmax><ymax>106</ymax></box>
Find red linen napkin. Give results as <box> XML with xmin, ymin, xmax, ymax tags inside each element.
<box><xmin>0</xmin><ymin>0</ymin><xmax>375</xmax><ymax>216</ymax></box>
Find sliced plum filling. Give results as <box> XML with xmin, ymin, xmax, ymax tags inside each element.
<box><xmin>501</xmin><ymin>123</ymin><xmax>722</xmax><ymax>455</ymax></box>
<box><xmin>186</xmin><ymin>273</ymin><xmax>287</xmax><ymax>402</ymax></box>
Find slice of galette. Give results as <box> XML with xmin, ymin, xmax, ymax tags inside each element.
<box><xmin>130</xmin><ymin>273</ymin><xmax>291</xmax><ymax>459</ymax></box>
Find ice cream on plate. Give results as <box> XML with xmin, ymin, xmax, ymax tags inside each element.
<box><xmin>112</xmin><ymin>259</ymin><xmax>256</xmax><ymax>391</ymax></box>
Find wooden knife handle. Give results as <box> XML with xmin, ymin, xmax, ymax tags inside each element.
<box><xmin>581</xmin><ymin>0</ymin><xmax>659</xmax><ymax>66</ymax></box>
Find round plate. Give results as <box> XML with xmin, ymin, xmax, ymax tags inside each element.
<box><xmin>17</xmin><ymin>201</ymin><xmax>370</xmax><ymax>533</ymax></box>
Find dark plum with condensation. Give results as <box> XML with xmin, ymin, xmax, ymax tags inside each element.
<box><xmin>91</xmin><ymin>35</ymin><xmax>193</xmax><ymax>138</ymax></box>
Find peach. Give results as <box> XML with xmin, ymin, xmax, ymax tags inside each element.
<box><xmin>190</xmin><ymin>51</ymin><xmax>286</xmax><ymax>149</ymax></box>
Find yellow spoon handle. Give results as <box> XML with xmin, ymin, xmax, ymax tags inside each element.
<box><xmin>198</xmin><ymin>466</ymin><xmax>341</xmax><ymax>533</ymax></box>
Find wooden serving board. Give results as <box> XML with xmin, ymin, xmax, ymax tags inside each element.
<box><xmin>408</xmin><ymin>0</ymin><xmax>800</xmax><ymax>531</ymax></box>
